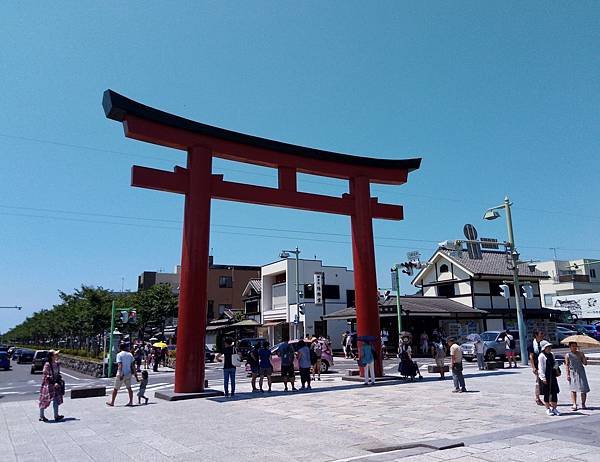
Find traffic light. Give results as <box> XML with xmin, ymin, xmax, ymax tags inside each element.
<box><xmin>400</xmin><ymin>262</ymin><xmax>414</xmax><ymax>276</ymax></box>
<box><xmin>522</xmin><ymin>284</ymin><xmax>534</xmax><ymax>299</ymax></box>
<box><xmin>298</xmin><ymin>303</ymin><xmax>305</xmax><ymax>315</ymax></box>
<box><xmin>120</xmin><ymin>310</ymin><xmax>129</xmax><ymax>323</ymax></box>
<box><xmin>499</xmin><ymin>284</ymin><xmax>510</xmax><ymax>299</ymax></box>
<box><xmin>128</xmin><ymin>310</ymin><xmax>137</xmax><ymax>323</ymax></box>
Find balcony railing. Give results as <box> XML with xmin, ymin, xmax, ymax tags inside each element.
<box><xmin>557</xmin><ymin>274</ymin><xmax>591</xmax><ymax>283</ymax></box>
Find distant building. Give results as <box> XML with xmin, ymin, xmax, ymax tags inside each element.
<box><xmin>535</xmin><ymin>259</ymin><xmax>600</xmax><ymax>307</ymax></box>
<box><xmin>398</xmin><ymin>246</ymin><xmax>559</xmax><ymax>344</ymax></box>
<box><xmin>241</xmin><ymin>278</ymin><xmax>261</xmax><ymax>323</ymax></box>
<box><xmin>137</xmin><ymin>256</ymin><xmax>261</xmax><ymax>321</ymax></box>
<box><xmin>260</xmin><ymin>258</ymin><xmax>354</xmax><ymax>348</ymax></box>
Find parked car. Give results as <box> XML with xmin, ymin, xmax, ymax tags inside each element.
<box><xmin>556</xmin><ymin>326</ymin><xmax>578</xmax><ymax>345</ymax></box>
<box><xmin>0</xmin><ymin>345</ymin><xmax>8</xmax><ymax>353</ymax></box>
<box><xmin>17</xmin><ymin>349</ymin><xmax>35</xmax><ymax>364</ymax></box>
<box><xmin>575</xmin><ymin>324</ymin><xmax>600</xmax><ymax>341</ymax></box>
<box><xmin>0</xmin><ymin>351</ymin><xmax>10</xmax><ymax>370</ymax></box>
<box><xmin>237</xmin><ymin>337</ymin><xmax>267</xmax><ymax>360</ymax></box>
<box><xmin>31</xmin><ymin>350</ymin><xmax>49</xmax><ymax>374</ymax></box>
<box><xmin>11</xmin><ymin>348</ymin><xmax>23</xmax><ymax>362</ymax></box>
<box><xmin>461</xmin><ymin>331</ymin><xmax>521</xmax><ymax>362</ymax></box>
<box><xmin>246</xmin><ymin>339</ymin><xmax>334</xmax><ymax>375</ymax></box>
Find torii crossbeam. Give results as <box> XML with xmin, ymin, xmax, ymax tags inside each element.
<box><xmin>103</xmin><ymin>90</ymin><xmax>421</xmax><ymax>393</ymax></box>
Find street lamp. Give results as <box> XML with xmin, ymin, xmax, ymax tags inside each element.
<box><xmin>484</xmin><ymin>195</ymin><xmax>528</xmax><ymax>366</ymax></box>
<box><xmin>280</xmin><ymin>247</ymin><xmax>301</xmax><ymax>340</ymax></box>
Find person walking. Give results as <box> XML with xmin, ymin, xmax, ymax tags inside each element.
<box><xmin>431</xmin><ymin>335</ymin><xmax>447</xmax><ymax>379</ymax></box>
<box><xmin>297</xmin><ymin>339</ymin><xmax>312</xmax><ymax>390</ymax></box>
<box><xmin>152</xmin><ymin>347</ymin><xmax>160</xmax><ymax>372</ymax></box>
<box><xmin>342</xmin><ymin>331</ymin><xmax>349</xmax><ymax>358</ymax></box>
<box><xmin>106</xmin><ymin>343</ymin><xmax>138</xmax><ymax>407</ymax></box>
<box><xmin>565</xmin><ymin>341</ymin><xmax>590</xmax><ymax>411</ymax></box>
<box><xmin>345</xmin><ymin>333</ymin><xmax>354</xmax><ymax>359</ymax></box>
<box><xmin>38</xmin><ymin>350</ymin><xmax>64</xmax><ymax>422</ymax></box>
<box><xmin>216</xmin><ymin>337</ymin><xmax>238</xmax><ymax>398</ymax></box>
<box><xmin>133</xmin><ymin>345</ymin><xmax>143</xmax><ymax>373</ymax></box>
<box><xmin>311</xmin><ymin>338</ymin><xmax>323</xmax><ymax>381</ymax></box>
<box><xmin>258</xmin><ymin>341</ymin><xmax>273</xmax><ymax>392</ymax></box>
<box><xmin>538</xmin><ymin>340</ymin><xmax>560</xmax><ymax>416</ymax></box>
<box><xmin>448</xmin><ymin>337</ymin><xmax>467</xmax><ymax>393</ymax></box>
<box><xmin>420</xmin><ymin>332</ymin><xmax>429</xmax><ymax>355</ymax></box>
<box><xmin>504</xmin><ymin>329</ymin><xmax>517</xmax><ymax>368</ymax></box>
<box><xmin>361</xmin><ymin>340</ymin><xmax>376</xmax><ymax>386</ymax></box>
<box><xmin>278</xmin><ymin>340</ymin><xmax>297</xmax><ymax>392</ymax></box>
<box><xmin>474</xmin><ymin>338</ymin><xmax>485</xmax><ymax>371</ymax></box>
<box><xmin>137</xmin><ymin>370</ymin><xmax>149</xmax><ymax>405</ymax></box>
<box><xmin>528</xmin><ymin>329</ymin><xmax>545</xmax><ymax>406</ymax></box>
<box><xmin>246</xmin><ymin>344</ymin><xmax>260</xmax><ymax>392</ymax></box>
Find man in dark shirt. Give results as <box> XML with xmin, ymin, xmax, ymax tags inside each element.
<box><xmin>278</xmin><ymin>340</ymin><xmax>297</xmax><ymax>392</ymax></box>
<box><xmin>258</xmin><ymin>341</ymin><xmax>273</xmax><ymax>392</ymax></box>
<box><xmin>528</xmin><ymin>330</ymin><xmax>545</xmax><ymax>406</ymax></box>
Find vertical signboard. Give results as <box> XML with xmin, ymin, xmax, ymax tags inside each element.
<box><xmin>314</xmin><ymin>272</ymin><xmax>324</xmax><ymax>305</ymax></box>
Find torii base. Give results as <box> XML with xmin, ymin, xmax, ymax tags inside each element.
<box><xmin>155</xmin><ymin>389</ymin><xmax>224</xmax><ymax>401</ymax></box>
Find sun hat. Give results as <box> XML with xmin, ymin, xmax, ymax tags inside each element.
<box><xmin>539</xmin><ymin>340</ymin><xmax>551</xmax><ymax>350</ymax></box>
<box><xmin>49</xmin><ymin>349</ymin><xmax>61</xmax><ymax>354</ymax></box>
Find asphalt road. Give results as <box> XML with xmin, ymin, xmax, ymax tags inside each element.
<box><xmin>0</xmin><ymin>356</ymin><xmax>415</xmax><ymax>403</ymax></box>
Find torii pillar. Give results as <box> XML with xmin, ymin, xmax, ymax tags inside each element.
<box><xmin>103</xmin><ymin>90</ymin><xmax>421</xmax><ymax>394</ymax></box>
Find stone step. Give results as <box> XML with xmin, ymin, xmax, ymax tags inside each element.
<box><xmin>70</xmin><ymin>386</ymin><xmax>106</xmax><ymax>399</ymax></box>
<box><xmin>427</xmin><ymin>365</ymin><xmax>450</xmax><ymax>373</ymax></box>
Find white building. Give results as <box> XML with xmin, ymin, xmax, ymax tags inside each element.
<box><xmin>536</xmin><ymin>259</ymin><xmax>600</xmax><ymax>307</ymax></box>
<box><xmin>412</xmin><ymin>248</ymin><xmax>549</xmax><ymax>334</ymax></box>
<box><xmin>260</xmin><ymin>258</ymin><xmax>354</xmax><ymax>348</ymax></box>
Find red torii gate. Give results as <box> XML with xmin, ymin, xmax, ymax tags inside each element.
<box><xmin>103</xmin><ymin>90</ymin><xmax>421</xmax><ymax>394</ymax></box>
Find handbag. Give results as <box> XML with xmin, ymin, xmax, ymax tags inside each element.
<box><xmin>231</xmin><ymin>354</ymin><xmax>242</xmax><ymax>367</ymax></box>
<box><xmin>554</xmin><ymin>364</ymin><xmax>561</xmax><ymax>377</ymax></box>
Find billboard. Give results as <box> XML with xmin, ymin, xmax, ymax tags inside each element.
<box><xmin>552</xmin><ymin>292</ymin><xmax>600</xmax><ymax>320</ymax></box>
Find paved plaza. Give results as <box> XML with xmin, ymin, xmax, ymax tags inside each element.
<box><xmin>1</xmin><ymin>361</ymin><xmax>599</xmax><ymax>461</ymax></box>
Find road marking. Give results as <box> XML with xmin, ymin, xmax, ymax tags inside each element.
<box><xmin>60</xmin><ymin>371</ymin><xmax>83</xmax><ymax>380</ymax></box>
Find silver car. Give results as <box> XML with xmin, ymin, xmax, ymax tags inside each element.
<box><xmin>461</xmin><ymin>331</ymin><xmax>521</xmax><ymax>362</ymax></box>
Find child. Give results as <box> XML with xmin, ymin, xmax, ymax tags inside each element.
<box><xmin>137</xmin><ymin>370</ymin><xmax>149</xmax><ymax>405</ymax></box>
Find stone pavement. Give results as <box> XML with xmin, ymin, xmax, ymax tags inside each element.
<box><xmin>1</xmin><ymin>361</ymin><xmax>598</xmax><ymax>461</ymax></box>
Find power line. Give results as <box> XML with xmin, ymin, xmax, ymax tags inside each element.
<box><xmin>1</xmin><ymin>208</ymin><xmax>599</xmax><ymax>255</ymax></box>
<box><xmin>2</xmin><ymin>132</ymin><xmax>600</xmax><ymax>221</ymax></box>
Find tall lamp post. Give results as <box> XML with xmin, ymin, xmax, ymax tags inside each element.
<box><xmin>484</xmin><ymin>195</ymin><xmax>528</xmax><ymax>366</ymax></box>
<box><xmin>280</xmin><ymin>247</ymin><xmax>301</xmax><ymax>340</ymax></box>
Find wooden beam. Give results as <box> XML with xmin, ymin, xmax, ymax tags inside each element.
<box><xmin>131</xmin><ymin>165</ymin><xmax>188</xmax><ymax>194</ymax></box>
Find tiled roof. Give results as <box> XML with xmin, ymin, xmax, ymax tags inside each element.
<box><xmin>248</xmin><ymin>278</ymin><xmax>262</xmax><ymax>293</ymax></box>
<box><xmin>439</xmin><ymin>249</ymin><xmax>549</xmax><ymax>278</ymax></box>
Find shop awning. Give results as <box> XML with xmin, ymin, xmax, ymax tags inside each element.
<box><xmin>262</xmin><ymin>320</ymin><xmax>286</xmax><ymax>327</ymax></box>
<box><xmin>323</xmin><ymin>296</ymin><xmax>488</xmax><ymax>320</ymax></box>
<box><xmin>229</xmin><ymin>319</ymin><xmax>261</xmax><ymax>328</ymax></box>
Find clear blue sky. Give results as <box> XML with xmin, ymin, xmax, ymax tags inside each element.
<box><xmin>1</xmin><ymin>2</ymin><xmax>599</xmax><ymax>333</ymax></box>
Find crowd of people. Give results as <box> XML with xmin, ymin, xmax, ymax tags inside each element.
<box><xmin>36</xmin><ymin>327</ymin><xmax>592</xmax><ymax>421</ymax></box>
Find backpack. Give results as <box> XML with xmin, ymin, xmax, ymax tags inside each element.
<box><xmin>281</xmin><ymin>345</ymin><xmax>294</xmax><ymax>365</ymax></box>
<box><xmin>508</xmin><ymin>336</ymin><xmax>516</xmax><ymax>349</ymax></box>
<box><xmin>313</xmin><ymin>342</ymin><xmax>323</xmax><ymax>358</ymax></box>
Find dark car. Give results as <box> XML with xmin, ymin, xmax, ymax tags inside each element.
<box><xmin>0</xmin><ymin>351</ymin><xmax>10</xmax><ymax>370</ymax></box>
<box><xmin>11</xmin><ymin>348</ymin><xmax>23</xmax><ymax>361</ymax></box>
<box><xmin>31</xmin><ymin>350</ymin><xmax>49</xmax><ymax>374</ymax></box>
<box><xmin>17</xmin><ymin>349</ymin><xmax>35</xmax><ymax>364</ymax></box>
<box><xmin>237</xmin><ymin>337</ymin><xmax>267</xmax><ymax>360</ymax></box>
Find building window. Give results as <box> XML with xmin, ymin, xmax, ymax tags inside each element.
<box><xmin>591</xmin><ymin>269</ymin><xmax>597</xmax><ymax>279</ymax></box>
<box><xmin>346</xmin><ymin>289</ymin><xmax>355</xmax><ymax>307</ymax></box>
<box><xmin>439</xmin><ymin>264</ymin><xmax>449</xmax><ymax>274</ymax></box>
<box><xmin>207</xmin><ymin>300</ymin><xmax>214</xmax><ymax>320</ymax></box>
<box><xmin>304</xmin><ymin>284</ymin><xmax>340</xmax><ymax>300</ymax></box>
<box><xmin>245</xmin><ymin>300</ymin><xmax>259</xmax><ymax>314</ymax></box>
<box><xmin>437</xmin><ymin>282</ymin><xmax>456</xmax><ymax>297</ymax></box>
<box><xmin>324</xmin><ymin>285</ymin><xmax>340</xmax><ymax>299</ymax></box>
<box><xmin>544</xmin><ymin>294</ymin><xmax>556</xmax><ymax>306</ymax></box>
<box><xmin>304</xmin><ymin>284</ymin><xmax>315</xmax><ymax>299</ymax></box>
<box><xmin>219</xmin><ymin>276</ymin><xmax>232</xmax><ymax>288</ymax></box>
